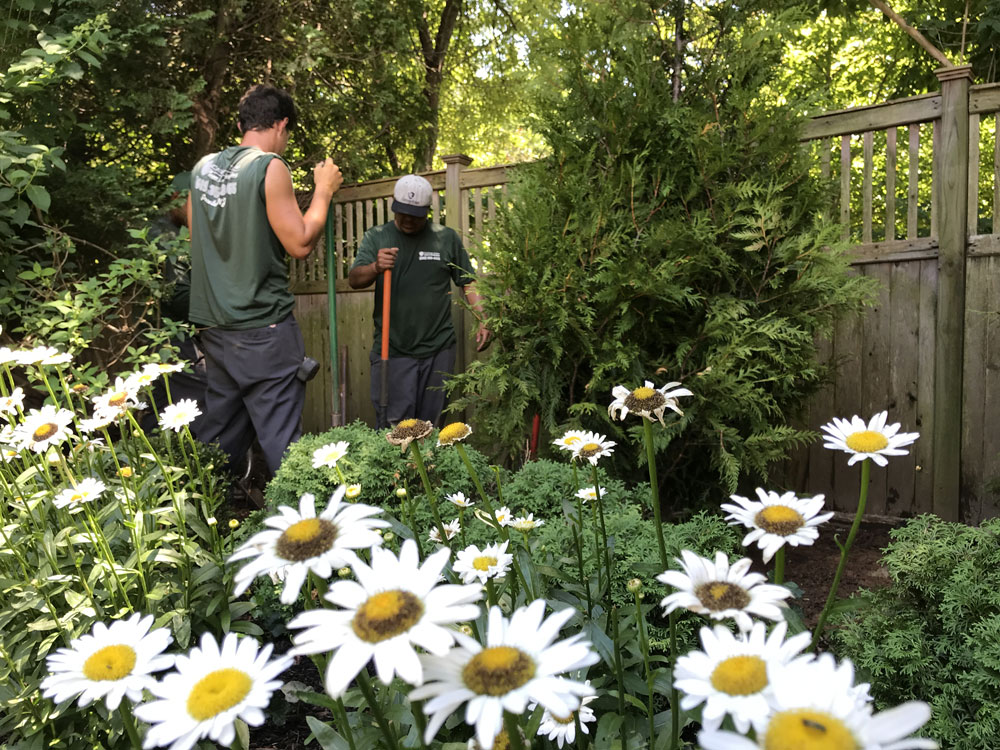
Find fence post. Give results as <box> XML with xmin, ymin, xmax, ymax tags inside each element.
<box><xmin>442</xmin><ymin>154</ymin><xmax>473</xmax><ymax>395</ymax></box>
<box><xmin>932</xmin><ymin>64</ymin><xmax>973</xmax><ymax>522</ymax></box>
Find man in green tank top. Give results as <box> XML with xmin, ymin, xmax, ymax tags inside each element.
<box><xmin>349</xmin><ymin>174</ymin><xmax>489</xmax><ymax>428</ymax></box>
<box><xmin>186</xmin><ymin>85</ymin><xmax>343</xmax><ymax>475</ymax></box>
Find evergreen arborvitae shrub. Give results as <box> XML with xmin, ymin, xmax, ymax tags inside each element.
<box><xmin>449</xmin><ymin>7</ymin><xmax>874</xmax><ymax>503</ymax></box>
<box><xmin>832</xmin><ymin>515</ymin><xmax>1000</xmax><ymax>748</ymax></box>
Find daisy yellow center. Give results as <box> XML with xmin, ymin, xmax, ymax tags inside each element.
<box><xmin>764</xmin><ymin>709</ymin><xmax>858</xmax><ymax>750</ymax></box>
<box><xmin>710</xmin><ymin>655</ymin><xmax>768</xmax><ymax>696</ymax></box>
<box><xmin>492</xmin><ymin>730</ymin><xmax>511</xmax><ymax>750</ymax></box>
<box><xmin>275</xmin><ymin>518</ymin><xmax>337</xmax><ymax>561</ymax></box>
<box><xmin>463</xmin><ymin>646</ymin><xmax>537</xmax><ymax>696</ymax></box>
<box><xmin>346</xmin><ymin>486</ymin><xmax>361</xmax><ymax>498</ymax></box>
<box><xmin>473</xmin><ymin>555</ymin><xmax>498</xmax><ymax>571</ymax></box>
<box><xmin>32</xmin><ymin>423</ymin><xmax>58</xmax><ymax>441</ymax></box>
<box><xmin>82</xmin><ymin>644</ymin><xmax>136</xmax><ymax>681</ymax></box>
<box><xmin>438</xmin><ymin>422</ymin><xmax>470</xmax><ymax>444</ymax></box>
<box><xmin>564</xmin><ymin>436</ymin><xmax>582</xmax><ymax>445</ymax></box>
<box><xmin>70</xmin><ymin>492</ymin><xmax>84</xmax><ymax>503</ymax></box>
<box><xmin>755</xmin><ymin>505</ymin><xmax>805</xmax><ymax>536</ymax></box>
<box><xmin>119</xmin><ymin>466</ymin><xmax>133</xmax><ymax>477</ymax></box>
<box><xmin>695</xmin><ymin>581</ymin><xmax>751</xmax><ymax>611</ymax></box>
<box><xmin>844</xmin><ymin>430</ymin><xmax>888</xmax><ymax>453</ymax></box>
<box><xmin>187</xmin><ymin>668</ymin><xmax>253</xmax><ymax>721</ymax></box>
<box><xmin>108</xmin><ymin>392</ymin><xmax>128</xmax><ymax>408</ymax></box>
<box><xmin>72</xmin><ymin>384</ymin><xmax>88</xmax><ymax>393</ymax></box>
<box><xmin>578</xmin><ymin>442</ymin><xmax>601</xmax><ymax>457</ymax></box>
<box><xmin>624</xmin><ymin>387</ymin><xmax>666</xmax><ymax>414</ymax></box>
<box><xmin>352</xmin><ymin>590</ymin><xmax>424</xmax><ymax>643</ymax></box>
<box><xmin>397</xmin><ymin>419</ymin><xmax>419</xmax><ymax>429</ymax></box>
<box><xmin>553</xmin><ymin>713</ymin><xmax>575</xmax><ymax>725</ymax></box>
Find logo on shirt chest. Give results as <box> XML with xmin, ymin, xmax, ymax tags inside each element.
<box><xmin>418</xmin><ymin>251</ymin><xmax>442</xmax><ymax>262</ymax></box>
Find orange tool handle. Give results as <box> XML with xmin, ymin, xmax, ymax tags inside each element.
<box><xmin>380</xmin><ymin>269</ymin><xmax>392</xmax><ymax>361</ymax></box>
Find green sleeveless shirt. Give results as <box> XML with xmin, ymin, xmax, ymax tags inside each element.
<box><xmin>188</xmin><ymin>146</ymin><xmax>294</xmax><ymax>330</ymax></box>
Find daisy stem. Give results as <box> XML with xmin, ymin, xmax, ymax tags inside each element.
<box><xmin>589</xmin><ymin>464</ymin><xmax>614</xmax><ymax>595</ymax></box>
<box><xmin>503</xmin><ymin>711</ymin><xmax>526</xmax><ymax>750</ymax></box>
<box><xmin>632</xmin><ymin>591</ymin><xmax>655</xmax><ymax>745</ymax></box>
<box><xmin>590</xmin><ymin>502</ymin><xmax>603</xmax><ymax>594</ymax></box>
<box><xmin>334</xmin><ymin>697</ymin><xmax>359</xmax><ymax>750</ymax></box>
<box><xmin>773</xmin><ymin>546</ymin><xmax>785</xmax><ymax>586</ymax></box>
<box><xmin>641</xmin><ymin>419</ymin><xmax>668</xmax><ymax>571</ymax></box>
<box><xmin>355</xmin><ymin>667</ymin><xmax>401</xmax><ymax>750</ymax></box>
<box><xmin>456</xmin><ymin>443</ymin><xmax>512</xmax><ymax>544</ymax></box>
<box><xmin>810</xmin><ymin>458</ymin><xmax>871</xmax><ymax>651</ymax></box>
<box><xmin>401</xmin><ymin>479</ymin><xmax>425</xmax><ymax>558</ymax></box>
<box><xmin>668</xmin><ymin>608</ymin><xmax>679</xmax><ymax>750</ymax></box>
<box><xmin>610</xmin><ymin>606</ymin><xmax>629</xmax><ymax>750</ymax></box>
<box><xmin>118</xmin><ymin>702</ymin><xmax>143</xmax><ymax>750</ymax></box>
<box><xmin>408</xmin><ymin>441</ymin><xmax>451</xmax><ymax>553</ymax></box>
<box><xmin>570</xmin><ymin>464</ymin><xmax>592</xmax><ymax>616</ymax></box>
<box><xmin>485</xmin><ymin>576</ymin><xmax>497</xmax><ymax>607</ymax></box>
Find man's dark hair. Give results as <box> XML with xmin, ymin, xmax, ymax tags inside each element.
<box><xmin>238</xmin><ymin>85</ymin><xmax>297</xmax><ymax>132</ymax></box>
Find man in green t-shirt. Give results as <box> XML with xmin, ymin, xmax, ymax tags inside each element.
<box><xmin>186</xmin><ymin>84</ymin><xmax>343</xmax><ymax>475</ymax></box>
<box><xmin>349</xmin><ymin>174</ymin><xmax>489</xmax><ymax>428</ymax></box>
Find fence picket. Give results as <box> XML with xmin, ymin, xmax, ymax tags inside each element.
<box><xmin>886</xmin><ymin>127</ymin><xmax>897</xmax><ymax>241</ymax></box>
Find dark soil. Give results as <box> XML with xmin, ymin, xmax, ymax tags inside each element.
<box><xmin>248</xmin><ymin>519</ymin><xmax>897</xmax><ymax>749</ymax></box>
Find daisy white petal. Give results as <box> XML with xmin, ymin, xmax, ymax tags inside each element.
<box><xmin>438</xmin><ymin>421</ymin><xmax>473</xmax><ymax>446</ymax></box>
<box><xmin>0</xmin><ymin>387</ymin><xmax>25</xmax><ymax>421</ymax></box>
<box><xmin>41</xmin><ymin>613</ymin><xmax>173</xmax><ymax>710</ymax></box>
<box><xmin>721</xmin><ymin>489</ymin><xmax>834</xmax><ymax>563</ymax></box>
<box><xmin>12</xmin><ymin>404</ymin><xmax>75</xmax><ymax>453</ymax></box>
<box><xmin>311</xmin><ymin>440</ymin><xmax>349</xmax><ymax>469</ymax></box>
<box><xmin>134</xmin><ymin>632</ymin><xmax>292</xmax><ymax>750</ymax></box>
<box><xmin>819</xmin><ymin>411</ymin><xmax>919</xmax><ymax>467</ymax></box>
<box><xmin>553</xmin><ymin>429</ymin><xmax>590</xmax><ymax>453</ymax></box>
<box><xmin>287</xmin><ymin>539</ymin><xmax>482</xmax><ymax>697</ymax></box>
<box><xmin>229</xmin><ymin>487</ymin><xmax>389</xmax><ymax>603</ymax></box>
<box><xmin>412</xmin><ymin>600</ymin><xmax>598</xmax><ymax>749</ymax></box>
<box><xmin>608</xmin><ymin>379</ymin><xmax>693</xmax><ymax>425</ymax></box>
<box><xmin>159</xmin><ymin>399</ymin><xmax>202</xmax><ymax>432</ymax></box>
<box><xmin>453</xmin><ymin>541</ymin><xmax>514</xmax><ymax>584</ymax></box>
<box><xmin>657</xmin><ymin>550</ymin><xmax>791</xmax><ymax>631</ymax></box>
<box><xmin>532</xmin><ymin>685</ymin><xmax>597</xmax><ymax>748</ymax></box>
<box><xmin>429</xmin><ymin>519</ymin><xmax>462</xmax><ymax>544</ymax></box>
<box><xmin>509</xmin><ymin>513</ymin><xmax>545</xmax><ymax>532</ymax></box>
<box><xmin>446</xmin><ymin>491</ymin><xmax>474</xmax><ymax>508</ymax></box>
<box><xmin>53</xmin><ymin>477</ymin><xmax>107</xmax><ymax>510</ymax></box>
<box><xmin>571</xmin><ymin>431</ymin><xmax>616</xmax><ymax>465</ymax></box>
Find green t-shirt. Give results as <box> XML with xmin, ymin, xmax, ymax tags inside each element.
<box><xmin>352</xmin><ymin>221</ymin><xmax>474</xmax><ymax>358</ymax></box>
<box><xmin>188</xmin><ymin>146</ymin><xmax>294</xmax><ymax>330</ymax></box>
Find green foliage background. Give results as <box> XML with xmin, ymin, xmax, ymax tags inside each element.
<box><xmin>449</xmin><ymin>6</ymin><xmax>875</xmax><ymax>501</ymax></box>
<box><xmin>833</xmin><ymin>514</ymin><xmax>1000</xmax><ymax>749</ymax></box>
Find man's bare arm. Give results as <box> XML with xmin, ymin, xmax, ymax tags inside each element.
<box><xmin>264</xmin><ymin>158</ymin><xmax>343</xmax><ymax>259</ymax></box>
<box><xmin>463</xmin><ymin>283</ymin><xmax>491</xmax><ymax>350</ymax></box>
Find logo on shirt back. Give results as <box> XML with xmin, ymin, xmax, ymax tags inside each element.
<box><xmin>418</xmin><ymin>251</ymin><xmax>441</xmax><ymax>262</ymax></box>
<box><xmin>195</xmin><ymin>162</ymin><xmax>239</xmax><ymax>208</ymax></box>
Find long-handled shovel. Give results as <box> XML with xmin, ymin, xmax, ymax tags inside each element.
<box><xmin>379</xmin><ymin>267</ymin><xmax>392</xmax><ymax>426</ymax></box>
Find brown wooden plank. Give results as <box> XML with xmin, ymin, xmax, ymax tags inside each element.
<box><xmin>862</xmin><ymin>264</ymin><xmax>892</xmax><ymax>514</ymax></box>
<box><xmin>886</xmin><ymin>261</ymin><xmax>920</xmax><ymax>516</ymax></box>
<box><xmin>840</xmin><ymin>135</ymin><xmax>851</xmax><ymax>242</ymax></box>
<box><xmin>886</xmin><ymin>127</ymin><xmax>897</xmax><ymax>241</ymax></box>
<box><xmin>969</xmin><ymin>113</ymin><xmax>981</xmax><ymax>232</ymax></box>
<box><xmin>910</xmin><ymin>259</ymin><xmax>936</xmax><ymax>514</ymax></box>
<box><xmin>994</xmin><ymin>117</ymin><xmax>1000</xmax><ymax>234</ymax></box>
<box><xmin>978</xmin><ymin>254</ymin><xmax>1000</xmax><ymax>522</ymax></box>
<box><xmin>432</xmin><ymin>190</ymin><xmax>442</xmax><ymax>225</ymax></box>
<box><xmin>845</xmin><ymin>236</ymin><xmax>938</xmax><ymax>261</ymax></box>
<box><xmin>907</xmin><ymin>124</ymin><xmax>920</xmax><ymax>239</ymax></box>
<box><xmin>831</xmin><ymin>301</ymin><xmax>865</xmax><ymax>513</ymax></box>
<box><xmin>345</xmin><ymin>201</ymin><xmax>355</xmax><ymax>269</ymax></box>
<box><xmin>487</xmin><ymin>188</ymin><xmax>496</xmax><ymax>226</ymax></box>
<box><xmin>335</xmin><ymin>202</ymin><xmax>344</xmax><ymax>281</ymax></box>
<box><xmin>931</xmin><ymin>119</ymin><xmax>939</xmax><ymax>239</ymax></box>
<box><xmin>802</xmin><ymin>94</ymin><xmax>941</xmax><ymax>141</ymax></box>
<box><xmin>969</xmin><ymin>82</ymin><xmax>1000</xmax><ymax>114</ymax></box>
<box><xmin>473</xmin><ymin>187</ymin><xmax>484</xmax><ymax>248</ymax></box>
<box><xmin>961</xmin><ymin>253</ymin><xmax>988</xmax><ymax>522</ymax></box>
<box><xmin>863</xmin><ymin>131</ymin><xmax>874</xmax><ymax>244</ymax></box>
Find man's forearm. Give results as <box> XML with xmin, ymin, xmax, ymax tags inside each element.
<box><xmin>348</xmin><ymin>261</ymin><xmax>379</xmax><ymax>289</ymax></box>
<box><xmin>298</xmin><ymin>185</ymin><xmax>336</xmax><ymax>253</ymax></box>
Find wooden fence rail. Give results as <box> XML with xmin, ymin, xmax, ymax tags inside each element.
<box><xmin>293</xmin><ymin>70</ymin><xmax>1000</xmax><ymax>524</ymax></box>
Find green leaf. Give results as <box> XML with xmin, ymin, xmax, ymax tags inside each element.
<box><xmin>306</xmin><ymin>716</ymin><xmax>351</xmax><ymax>750</ymax></box>
<box><xmin>24</xmin><ymin>185</ymin><xmax>50</xmax><ymax>213</ymax></box>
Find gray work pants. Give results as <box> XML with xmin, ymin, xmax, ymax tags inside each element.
<box><xmin>369</xmin><ymin>345</ymin><xmax>457</xmax><ymax>429</ymax></box>
<box><xmin>199</xmin><ymin>315</ymin><xmax>305</xmax><ymax>475</ymax></box>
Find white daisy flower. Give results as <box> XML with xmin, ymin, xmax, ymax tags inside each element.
<box><xmin>345</xmin><ymin>483</ymin><xmax>362</xmax><ymax>499</ymax></box>
<box><xmin>311</xmin><ymin>440</ymin><xmax>349</xmax><ymax>469</ymax></box>
<box><xmin>134</xmin><ymin>631</ymin><xmax>292</xmax><ymax>750</ymax></box>
<box><xmin>532</xmin><ymin>687</ymin><xmax>597</xmax><ymax>748</ymax></box>
<box><xmin>553</xmin><ymin>429</ymin><xmax>591</xmax><ymax>453</ymax></box>
<box><xmin>79</xmin><ymin>412</ymin><xmax>117</xmax><ymax>434</ymax></box>
<box><xmin>40</xmin><ymin>613</ymin><xmax>173</xmax><ymax>710</ymax></box>
<box><xmin>571</xmin><ymin>431</ymin><xmax>616</xmax><ymax>465</ymax></box>
<box><xmin>721</xmin><ymin>488</ymin><xmax>834</xmax><ymax>563</ymax></box>
<box><xmin>509</xmin><ymin>513</ymin><xmax>545</xmax><ymax>532</ymax></box>
<box><xmin>229</xmin><ymin>487</ymin><xmax>389</xmax><ymax>604</ymax></box>
<box><xmin>0</xmin><ymin>387</ymin><xmax>25</xmax><ymax>420</ymax></box>
<box><xmin>658</xmin><ymin>550</ymin><xmax>792</xmax><ymax>631</ymax></box>
<box><xmin>820</xmin><ymin>411</ymin><xmax>920</xmax><ymax>467</ymax></box>
<box><xmin>453</xmin><ymin>541</ymin><xmax>513</xmax><ymax>584</ymax></box>
<box><xmin>53</xmin><ymin>477</ymin><xmax>107</xmax><ymax>510</ymax></box>
<box><xmin>12</xmin><ymin>404</ymin><xmax>75</xmax><ymax>453</ymax></box>
<box><xmin>674</xmin><ymin>620</ymin><xmax>812</xmax><ymax>734</ymax></box>
<box><xmin>446</xmin><ymin>491</ymin><xmax>474</xmax><ymax>508</ymax></box>
<box><xmin>148</xmin><ymin>362</ymin><xmax>185</xmax><ymax>375</ymax></box>
<box><xmin>698</xmin><ymin>653</ymin><xmax>937</xmax><ymax>750</ymax></box>
<box><xmin>493</xmin><ymin>506</ymin><xmax>512</xmax><ymax>527</ymax></box>
<box><xmin>0</xmin><ymin>444</ymin><xmax>19</xmax><ymax>462</ymax></box>
<box><xmin>429</xmin><ymin>518</ymin><xmax>462</xmax><ymax>544</ymax></box>
<box><xmin>0</xmin><ymin>346</ymin><xmax>18</xmax><ymax>365</ymax></box>
<box><xmin>125</xmin><ymin>367</ymin><xmax>160</xmax><ymax>391</ymax></box>
<box><xmin>287</xmin><ymin>539</ymin><xmax>482</xmax><ymax>697</ymax></box>
<box><xmin>608</xmin><ymin>379</ymin><xmax>693</xmax><ymax>425</ymax></box>
<box><xmin>158</xmin><ymin>398</ymin><xmax>202</xmax><ymax>432</ymax></box>
<box><xmin>16</xmin><ymin>346</ymin><xmax>65</xmax><ymax>366</ymax></box>
<box><xmin>91</xmin><ymin>377</ymin><xmax>142</xmax><ymax>418</ymax></box>
<box><xmin>576</xmin><ymin>485</ymin><xmax>606</xmax><ymax>502</ymax></box>
<box><xmin>437</xmin><ymin>421</ymin><xmax>473</xmax><ymax>446</ymax></box>
<box><xmin>411</xmin><ymin>600</ymin><xmax>599</xmax><ymax>749</ymax></box>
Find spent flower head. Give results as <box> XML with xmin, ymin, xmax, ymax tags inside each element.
<box><xmin>387</xmin><ymin>418</ymin><xmax>433</xmax><ymax>451</ymax></box>
<box><xmin>608</xmin><ymin>379</ymin><xmax>693</xmax><ymax>425</ymax></box>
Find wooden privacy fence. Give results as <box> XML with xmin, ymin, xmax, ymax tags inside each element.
<box><xmin>787</xmin><ymin>65</ymin><xmax>1000</xmax><ymax>524</ymax></box>
<box><xmin>292</xmin><ymin>66</ymin><xmax>1000</xmax><ymax>524</ymax></box>
<box><xmin>289</xmin><ymin>155</ymin><xmax>512</xmax><ymax>429</ymax></box>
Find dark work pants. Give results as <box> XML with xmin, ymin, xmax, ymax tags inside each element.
<box><xmin>199</xmin><ymin>315</ymin><xmax>305</xmax><ymax>475</ymax></box>
<box><xmin>369</xmin><ymin>345</ymin><xmax>457</xmax><ymax>429</ymax></box>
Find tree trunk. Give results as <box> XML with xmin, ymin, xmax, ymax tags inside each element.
<box><xmin>414</xmin><ymin>0</ymin><xmax>463</xmax><ymax>171</ymax></box>
<box><xmin>191</xmin><ymin>0</ymin><xmax>238</xmax><ymax>159</ymax></box>
<box><xmin>672</xmin><ymin>0</ymin><xmax>684</xmax><ymax>103</ymax></box>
